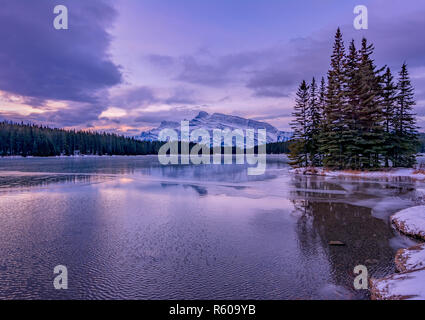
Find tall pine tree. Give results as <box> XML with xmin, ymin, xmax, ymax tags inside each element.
<box><xmin>381</xmin><ymin>67</ymin><xmax>398</xmax><ymax>167</ymax></box>
<box><xmin>342</xmin><ymin>39</ymin><xmax>361</xmax><ymax>169</ymax></box>
<box><xmin>356</xmin><ymin>38</ymin><xmax>385</xmax><ymax>169</ymax></box>
<box><xmin>289</xmin><ymin>80</ymin><xmax>310</xmax><ymax>167</ymax></box>
<box><xmin>393</xmin><ymin>63</ymin><xmax>418</xmax><ymax>167</ymax></box>
<box><xmin>308</xmin><ymin>77</ymin><xmax>322</xmax><ymax>166</ymax></box>
<box><xmin>320</xmin><ymin>28</ymin><xmax>346</xmax><ymax>168</ymax></box>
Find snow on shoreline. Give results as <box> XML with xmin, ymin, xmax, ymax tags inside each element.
<box><xmin>290</xmin><ymin>167</ymin><xmax>425</xmax><ymax>180</ymax></box>
<box><xmin>391</xmin><ymin>206</ymin><xmax>425</xmax><ymax>240</ymax></box>
<box><xmin>370</xmin><ymin>268</ymin><xmax>425</xmax><ymax>300</ymax></box>
<box><xmin>371</xmin><ymin>206</ymin><xmax>425</xmax><ymax>300</ymax></box>
<box><xmin>395</xmin><ymin>243</ymin><xmax>425</xmax><ymax>273</ymax></box>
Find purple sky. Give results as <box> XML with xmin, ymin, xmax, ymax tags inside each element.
<box><xmin>0</xmin><ymin>0</ymin><xmax>424</xmax><ymax>134</ymax></box>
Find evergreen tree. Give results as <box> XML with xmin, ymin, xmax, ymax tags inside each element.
<box><xmin>381</xmin><ymin>67</ymin><xmax>398</xmax><ymax>167</ymax></box>
<box><xmin>342</xmin><ymin>39</ymin><xmax>361</xmax><ymax>169</ymax></box>
<box><xmin>393</xmin><ymin>63</ymin><xmax>418</xmax><ymax>167</ymax></box>
<box><xmin>289</xmin><ymin>80</ymin><xmax>310</xmax><ymax>167</ymax></box>
<box><xmin>308</xmin><ymin>77</ymin><xmax>322</xmax><ymax>166</ymax></box>
<box><xmin>320</xmin><ymin>28</ymin><xmax>347</xmax><ymax>168</ymax></box>
<box><xmin>356</xmin><ymin>38</ymin><xmax>385</xmax><ymax>169</ymax></box>
<box><xmin>318</xmin><ymin>77</ymin><xmax>327</xmax><ymax>113</ymax></box>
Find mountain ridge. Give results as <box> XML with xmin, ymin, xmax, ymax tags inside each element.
<box><xmin>138</xmin><ymin>111</ymin><xmax>292</xmax><ymax>144</ymax></box>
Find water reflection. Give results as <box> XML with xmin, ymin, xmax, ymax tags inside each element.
<box><xmin>0</xmin><ymin>174</ymin><xmax>111</xmax><ymax>191</ymax></box>
<box><xmin>290</xmin><ymin>174</ymin><xmax>420</xmax><ymax>299</ymax></box>
<box><xmin>0</xmin><ymin>156</ymin><xmax>423</xmax><ymax>300</ymax></box>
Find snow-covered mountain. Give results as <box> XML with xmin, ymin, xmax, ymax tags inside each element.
<box><xmin>138</xmin><ymin>111</ymin><xmax>292</xmax><ymax>145</ymax></box>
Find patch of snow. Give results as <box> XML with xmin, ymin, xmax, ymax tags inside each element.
<box><xmin>395</xmin><ymin>243</ymin><xmax>425</xmax><ymax>273</ymax></box>
<box><xmin>391</xmin><ymin>206</ymin><xmax>425</xmax><ymax>240</ymax></box>
<box><xmin>370</xmin><ymin>268</ymin><xmax>425</xmax><ymax>300</ymax></box>
<box><xmin>290</xmin><ymin>167</ymin><xmax>425</xmax><ymax>180</ymax></box>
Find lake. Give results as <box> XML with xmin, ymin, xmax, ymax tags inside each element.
<box><xmin>0</xmin><ymin>155</ymin><xmax>423</xmax><ymax>299</ymax></box>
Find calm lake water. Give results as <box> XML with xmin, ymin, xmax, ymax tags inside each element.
<box><xmin>0</xmin><ymin>155</ymin><xmax>423</xmax><ymax>300</ymax></box>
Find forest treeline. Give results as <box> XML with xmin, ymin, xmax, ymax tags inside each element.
<box><xmin>0</xmin><ymin>121</ymin><xmax>293</xmax><ymax>157</ymax></box>
<box><xmin>290</xmin><ymin>28</ymin><xmax>420</xmax><ymax>169</ymax></box>
<box><xmin>0</xmin><ymin>121</ymin><xmax>164</xmax><ymax>156</ymax></box>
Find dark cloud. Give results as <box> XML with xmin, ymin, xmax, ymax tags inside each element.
<box><xmin>111</xmin><ymin>86</ymin><xmax>158</xmax><ymax>109</ymax></box>
<box><xmin>148</xmin><ymin>51</ymin><xmax>260</xmax><ymax>87</ymax></box>
<box><xmin>0</xmin><ymin>0</ymin><xmax>121</xmax><ymax>104</ymax></box>
<box><xmin>242</xmin><ymin>35</ymin><xmax>334</xmax><ymax>98</ymax></box>
<box><xmin>33</xmin><ymin>102</ymin><xmax>107</xmax><ymax>127</ymax></box>
<box><xmin>246</xmin><ymin>69</ymin><xmax>301</xmax><ymax>97</ymax></box>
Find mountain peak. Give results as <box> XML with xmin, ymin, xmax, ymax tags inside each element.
<box><xmin>195</xmin><ymin>111</ymin><xmax>209</xmax><ymax>119</ymax></box>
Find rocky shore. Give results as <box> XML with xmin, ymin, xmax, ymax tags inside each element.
<box><xmin>370</xmin><ymin>206</ymin><xmax>425</xmax><ymax>300</ymax></box>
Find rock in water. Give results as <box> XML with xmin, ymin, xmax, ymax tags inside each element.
<box><xmin>395</xmin><ymin>243</ymin><xmax>425</xmax><ymax>273</ymax></box>
<box><xmin>370</xmin><ymin>268</ymin><xmax>425</xmax><ymax>300</ymax></box>
<box><xmin>391</xmin><ymin>206</ymin><xmax>425</xmax><ymax>240</ymax></box>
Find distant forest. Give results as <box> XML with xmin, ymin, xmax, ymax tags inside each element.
<box><xmin>290</xmin><ymin>28</ymin><xmax>421</xmax><ymax>169</ymax></box>
<box><xmin>0</xmin><ymin>121</ymin><xmax>164</xmax><ymax>156</ymax></box>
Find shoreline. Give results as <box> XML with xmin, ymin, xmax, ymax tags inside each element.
<box><xmin>370</xmin><ymin>206</ymin><xmax>425</xmax><ymax>300</ymax></box>
<box><xmin>290</xmin><ymin>166</ymin><xmax>425</xmax><ymax>299</ymax></box>
<box><xmin>290</xmin><ymin>166</ymin><xmax>425</xmax><ymax>181</ymax></box>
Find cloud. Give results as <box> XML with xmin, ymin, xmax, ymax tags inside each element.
<box><xmin>110</xmin><ymin>86</ymin><xmax>158</xmax><ymax>109</ymax></box>
<box><xmin>130</xmin><ymin>106</ymin><xmax>202</xmax><ymax>127</ymax></box>
<box><xmin>109</xmin><ymin>85</ymin><xmax>200</xmax><ymax>111</ymax></box>
<box><xmin>163</xmin><ymin>87</ymin><xmax>198</xmax><ymax>105</ymax></box>
<box><xmin>148</xmin><ymin>50</ymin><xmax>261</xmax><ymax>87</ymax></box>
<box><xmin>175</xmin><ymin>54</ymin><xmax>250</xmax><ymax>86</ymax></box>
<box><xmin>0</xmin><ymin>0</ymin><xmax>122</xmax><ymax>105</ymax></box>
<box><xmin>246</xmin><ymin>69</ymin><xmax>300</xmax><ymax>97</ymax></box>
<box><xmin>147</xmin><ymin>54</ymin><xmax>176</xmax><ymax>69</ymax></box>
<box><xmin>147</xmin><ymin>40</ymin><xmax>329</xmax><ymax>98</ymax></box>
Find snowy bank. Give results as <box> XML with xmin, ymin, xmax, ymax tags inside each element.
<box><xmin>371</xmin><ymin>206</ymin><xmax>425</xmax><ymax>300</ymax></box>
<box><xmin>290</xmin><ymin>167</ymin><xmax>425</xmax><ymax>180</ymax></box>
<box><xmin>391</xmin><ymin>206</ymin><xmax>425</xmax><ymax>240</ymax></box>
<box><xmin>370</xmin><ymin>268</ymin><xmax>425</xmax><ymax>300</ymax></box>
<box><xmin>395</xmin><ymin>243</ymin><xmax>425</xmax><ymax>273</ymax></box>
